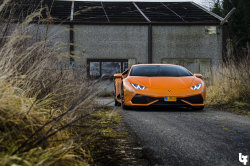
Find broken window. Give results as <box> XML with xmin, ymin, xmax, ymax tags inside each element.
<box><xmin>89</xmin><ymin>62</ymin><xmax>100</xmax><ymax>76</ymax></box>
<box><xmin>102</xmin><ymin>62</ymin><xmax>121</xmax><ymax>77</ymax></box>
<box><xmin>88</xmin><ymin>59</ymin><xmax>128</xmax><ymax>78</ymax></box>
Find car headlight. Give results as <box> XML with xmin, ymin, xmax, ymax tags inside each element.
<box><xmin>131</xmin><ymin>83</ymin><xmax>146</xmax><ymax>90</ymax></box>
<box><xmin>191</xmin><ymin>83</ymin><xmax>201</xmax><ymax>90</ymax></box>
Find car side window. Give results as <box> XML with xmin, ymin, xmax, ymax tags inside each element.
<box><xmin>122</xmin><ymin>69</ymin><xmax>129</xmax><ymax>78</ymax></box>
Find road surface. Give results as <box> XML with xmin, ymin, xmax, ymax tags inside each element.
<box><xmin>119</xmin><ymin>107</ymin><xmax>250</xmax><ymax>166</ymax></box>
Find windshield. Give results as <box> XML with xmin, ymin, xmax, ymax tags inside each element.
<box><xmin>130</xmin><ymin>65</ymin><xmax>193</xmax><ymax>77</ymax></box>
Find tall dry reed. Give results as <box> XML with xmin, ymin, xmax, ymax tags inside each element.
<box><xmin>206</xmin><ymin>55</ymin><xmax>250</xmax><ymax>107</ymax></box>
<box><xmin>0</xmin><ymin>1</ymin><xmax>101</xmax><ymax>165</ymax></box>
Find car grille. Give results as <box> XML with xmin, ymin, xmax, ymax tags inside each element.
<box><xmin>152</xmin><ymin>98</ymin><xmax>189</xmax><ymax>106</ymax></box>
<box><xmin>153</xmin><ymin>98</ymin><xmax>185</xmax><ymax>104</ymax></box>
<box><xmin>131</xmin><ymin>94</ymin><xmax>204</xmax><ymax>105</ymax></box>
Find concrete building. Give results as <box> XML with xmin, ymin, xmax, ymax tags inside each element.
<box><xmin>11</xmin><ymin>0</ymin><xmax>226</xmax><ymax>78</ymax></box>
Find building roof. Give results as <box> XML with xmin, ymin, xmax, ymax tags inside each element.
<box><xmin>5</xmin><ymin>0</ymin><xmax>223</xmax><ymax>24</ymax></box>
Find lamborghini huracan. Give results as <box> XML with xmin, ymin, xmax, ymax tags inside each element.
<box><xmin>114</xmin><ymin>64</ymin><xmax>205</xmax><ymax>110</ymax></box>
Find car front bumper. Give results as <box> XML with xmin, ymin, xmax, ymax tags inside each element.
<box><xmin>122</xmin><ymin>82</ymin><xmax>206</xmax><ymax>107</ymax></box>
<box><xmin>128</xmin><ymin>94</ymin><xmax>204</xmax><ymax>107</ymax></box>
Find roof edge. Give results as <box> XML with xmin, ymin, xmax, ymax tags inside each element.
<box><xmin>190</xmin><ymin>2</ymin><xmax>223</xmax><ymax>22</ymax></box>
<box><xmin>56</xmin><ymin>0</ymin><xmax>193</xmax><ymax>2</ymax></box>
<box><xmin>35</xmin><ymin>21</ymin><xmax>220</xmax><ymax>25</ymax></box>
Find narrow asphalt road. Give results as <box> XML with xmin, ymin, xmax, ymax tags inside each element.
<box><xmin>118</xmin><ymin>107</ymin><xmax>250</xmax><ymax>166</ymax></box>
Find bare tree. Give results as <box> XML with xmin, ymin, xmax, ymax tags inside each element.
<box><xmin>201</xmin><ymin>0</ymin><xmax>222</xmax><ymax>9</ymax></box>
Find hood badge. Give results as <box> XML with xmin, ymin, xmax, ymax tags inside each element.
<box><xmin>168</xmin><ymin>89</ymin><xmax>171</xmax><ymax>92</ymax></box>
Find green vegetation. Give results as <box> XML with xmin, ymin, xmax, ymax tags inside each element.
<box><xmin>206</xmin><ymin>0</ymin><xmax>250</xmax><ymax>114</ymax></box>
<box><xmin>78</xmin><ymin>109</ymin><xmax>146</xmax><ymax>165</ymax></box>
<box><xmin>211</xmin><ymin>0</ymin><xmax>250</xmax><ymax>57</ymax></box>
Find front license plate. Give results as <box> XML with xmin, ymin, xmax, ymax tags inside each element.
<box><xmin>164</xmin><ymin>96</ymin><xmax>177</xmax><ymax>102</ymax></box>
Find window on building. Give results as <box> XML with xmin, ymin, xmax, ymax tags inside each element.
<box><xmin>88</xmin><ymin>59</ymin><xmax>128</xmax><ymax>78</ymax></box>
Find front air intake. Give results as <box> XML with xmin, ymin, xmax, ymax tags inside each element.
<box><xmin>131</xmin><ymin>95</ymin><xmax>156</xmax><ymax>104</ymax></box>
<box><xmin>182</xmin><ymin>95</ymin><xmax>203</xmax><ymax>104</ymax></box>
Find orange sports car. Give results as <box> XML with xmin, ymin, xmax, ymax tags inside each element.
<box><xmin>114</xmin><ymin>64</ymin><xmax>205</xmax><ymax>110</ymax></box>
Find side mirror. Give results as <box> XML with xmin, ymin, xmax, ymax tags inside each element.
<box><xmin>114</xmin><ymin>73</ymin><xmax>123</xmax><ymax>79</ymax></box>
<box><xmin>194</xmin><ymin>74</ymin><xmax>202</xmax><ymax>79</ymax></box>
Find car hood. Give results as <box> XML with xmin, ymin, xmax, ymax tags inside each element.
<box><xmin>128</xmin><ymin>76</ymin><xmax>196</xmax><ymax>89</ymax></box>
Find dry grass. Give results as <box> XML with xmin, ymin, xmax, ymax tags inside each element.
<box><xmin>0</xmin><ymin>1</ymin><xmax>102</xmax><ymax>165</ymax></box>
<box><xmin>0</xmin><ymin>79</ymin><xmax>90</xmax><ymax>166</ymax></box>
<box><xmin>206</xmin><ymin>56</ymin><xmax>250</xmax><ymax>111</ymax></box>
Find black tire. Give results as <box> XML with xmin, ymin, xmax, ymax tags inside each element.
<box><xmin>114</xmin><ymin>99</ymin><xmax>120</xmax><ymax>106</ymax></box>
<box><xmin>121</xmin><ymin>84</ymin><xmax>128</xmax><ymax>110</ymax></box>
<box><xmin>192</xmin><ymin>106</ymin><xmax>204</xmax><ymax>110</ymax></box>
<box><xmin>114</xmin><ymin>82</ymin><xmax>120</xmax><ymax>106</ymax></box>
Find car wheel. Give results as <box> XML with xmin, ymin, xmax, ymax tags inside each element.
<box><xmin>192</xmin><ymin>106</ymin><xmax>204</xmax><ymax>110</ymax></box>
<box><xmin>114</xmin><ymin>98</ymin><xmax>120</xmax><ymax>106</ymax></box>
<box><xmin>114</xmin><ymin>82</ymin><xmax>120</xmax><ymax>106</ymax></box>
<box><xmin>121</xmin><ymin>84</ymin><xmax>128</xmax><ymax>110</ymax></box>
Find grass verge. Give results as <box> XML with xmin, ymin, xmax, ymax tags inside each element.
<box><xmin>0</xmin><ymin>78</ymin><xmax>90</xmax><ymax>165</ymax></box>
<box><xmin>0</xmin><ymin>2</ymin><xmax>113</xmax><ymax>165</ymax></box>
<box><xmin>206</xmin><ymin>57</ymin><xmax>250</xmax><ymax>115</ymax></box>
<box><xmin>76</xmin><ymin>107</ymin><xmax>148</xmax><ymax>165</ymax></box>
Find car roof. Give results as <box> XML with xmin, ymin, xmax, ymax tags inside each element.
<box><xmin>132</xmin><ymin>64</ymin><xmax>181</xmax><ymax>67</ymax></box>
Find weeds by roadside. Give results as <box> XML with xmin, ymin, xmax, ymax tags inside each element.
<box><xmin>0</xmin><ymin>1</ymin><xmax>99</xmax><ymax>165</ymax></box>
<box><xmin>0</xmin><ymin>79</ymin><xmax>90</xmax><ymax>165</ymax></box>
<box><xmin>0</xmin><ymin>1</ymin><xmax>144</xmax><ymax>165</ymax></box>
<box><xmin>76</xmin><ymin>107</ymin><xmax>148</xmax><ymax>165</ymax></box>
<box><xmin>206</xmin><ymin>56</ymin><xmax>250</xmax><ymax>115</ymax></box>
